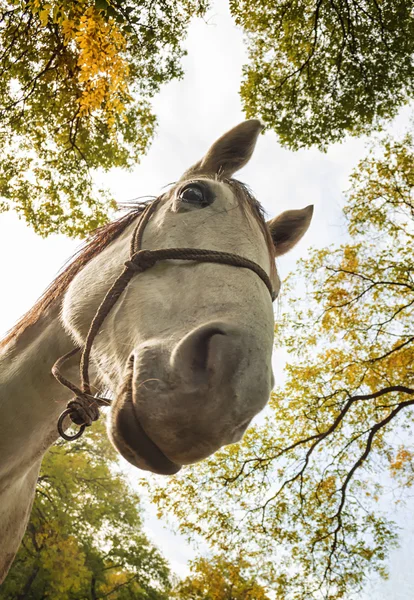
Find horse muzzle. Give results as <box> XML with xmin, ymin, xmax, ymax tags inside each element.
<box><xmin>108</xmin><ymin>321</ymin><xmax>273</xmax><ymax>474</ymax></box>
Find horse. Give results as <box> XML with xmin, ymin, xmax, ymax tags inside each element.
<box><xmin>0</xmin><ymin>120</ymin><xmax>313</xmax><ymax>582</ymax></box>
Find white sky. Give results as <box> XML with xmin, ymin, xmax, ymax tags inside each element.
<box><xmin>0</xmin><ymin>2</ymin><xmax>413</xmax><ymax>596</ymax></box>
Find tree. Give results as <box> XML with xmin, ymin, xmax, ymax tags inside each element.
<box><xmin>172</xmin><ymin>555</ymin><xmax>270</xmax><ymax>600</ymax></box>
<box><xmin>146</xmin><ymin>132</ymin><xmax>414</xmax><ymax>599</ymax></box>
<box><xmin>1</xmin><ymin>421</ymin><xmax>171</xmax><ymax>599</ymax></box>
<box><xmin>230</xmin><ymin>0</ymin><xmax>414</xmax><ymax>149</ymax></box>
<box><xmin>0</xmin><ymin>0</ymin><xmax>207</xmax><ymax>236</ymax></box>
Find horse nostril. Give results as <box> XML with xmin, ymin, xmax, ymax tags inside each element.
<box><xmin>192</xmin><ymin>328</ymin><xmax>227</xmax><ymax>372</ymax></box>
<box><xmin>171</xmin><ymin>322</ymin><xmax>241</xmax><ymax>384</ymax></box>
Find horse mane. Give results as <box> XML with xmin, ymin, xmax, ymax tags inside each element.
<box><xmin>0</xmin><ymin>203</ymin><xmax>150</xmax><ymax>349</ymax></box>
<box><xmin>1</xmin><ymin>179</ymin><xmax>275</xmax><ymax>349</ymax></box>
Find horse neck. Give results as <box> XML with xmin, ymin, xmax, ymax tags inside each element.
<box><xmin>0</xmin><ymin>305</ymin><xmax>76</xmax><ymax>485</ymax></box>
<box><xmin>0</xmin><ymin>305</ymin><xmax>85</xmax><ymax>582</ymax></box>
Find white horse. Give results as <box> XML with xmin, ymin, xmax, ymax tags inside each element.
<box><xmin>0</xmin><ymin>120</ymin><xmax>313</xmax><ymax>582</ymax></box>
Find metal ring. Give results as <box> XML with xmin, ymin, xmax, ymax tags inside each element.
<box><xmin>57</xmin><ymin>408</ymin><xmax>87</xmax><ymax>441</ymax></box>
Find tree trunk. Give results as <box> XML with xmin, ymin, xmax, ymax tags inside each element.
<box><xmin>16</xmin><ymin>565</ymin><xmax>40</xmax><ymax>600</ymax></box>
<box><xmin>91</xmin><ymin>575</ymin><xmax>97</xmax><ymax>600</ymax></box>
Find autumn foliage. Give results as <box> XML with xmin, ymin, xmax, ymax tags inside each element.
<box><xmin>1</xmin><ymin>1</ymin><xmax>414</xmax><ymax>234</ymax></box>
<box><xmin>0</xmin><ymin>422</ymin><xmax>171</xmax><ymax>599</ymax></box>
<box><xmin>0</xmin><ymin>0</ymin><xmax>207</xmax><ymax>236</ymax></box>
<box><xmin>172</xmin><ymin>555</ymin><xmax>270</xmax><ymax>599</ymax></box>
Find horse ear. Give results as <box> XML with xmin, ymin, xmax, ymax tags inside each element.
<box><xmin>268</xmin><ymin>205</ymin><xmax>314</xmax><ymax>257</ymax></box>
<box><xmin>181</xmin><ymin>120</ymin><xmax>263</xmax><ymax>180</ymax></box>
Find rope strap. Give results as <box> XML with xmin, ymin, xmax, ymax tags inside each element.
<box><xmin>125</xmin><ymin>247</ymin><xmax>275</xmax><ymax>299</ymax></box>
<box><xmin>53</xmin><ymin>348</ymin><xmax>111</xmax><ymax>440</ymax></box>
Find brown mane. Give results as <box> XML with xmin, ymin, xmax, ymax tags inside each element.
<box><xmin>1</xmin><ymin>180</ymin><xmax>276</xmax><ymax>349</ymax></box>
<box><xmin>0</xmin><ymin>203</ymin><xmax>150</xmax><ymax>349</ymax></box>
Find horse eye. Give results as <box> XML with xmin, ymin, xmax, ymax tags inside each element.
<box><xmin>179</xmin><ymin>184</ymin><xmax>209</xmax><ymax>207</ymax></box>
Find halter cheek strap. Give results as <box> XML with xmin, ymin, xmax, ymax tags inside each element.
<box><xmin>54</xmin><ymin>199</ymin><xmax>276</xmax><ymax>441</ymax></box>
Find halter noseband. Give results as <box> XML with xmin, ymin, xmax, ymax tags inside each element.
<box><xmin>54</xmin><ymin>199</ymin><xmax>276</xmax><ymax>441</ymax></box>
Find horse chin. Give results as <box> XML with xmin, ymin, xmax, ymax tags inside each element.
<box><xmin>108</xmin><ymin>374</ymin><xmax>181</xmax><ymax>476</ymax></box>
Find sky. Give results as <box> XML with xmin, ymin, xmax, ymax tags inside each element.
<box><xmin>0</xmin><ymin>2</ymin><xmax>413</xmax><ymax>597</ymax></box>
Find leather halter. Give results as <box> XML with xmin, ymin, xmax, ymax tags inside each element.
<box><xmin>54</xmin><ymin>199</ymin><xmax>276</xmax><ymax>441</ymax></box>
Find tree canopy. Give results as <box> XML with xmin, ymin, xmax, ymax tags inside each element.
<box><xmin>0</xmin><ymin>0</ymin><xmax>207</xmax><ymax>236</ymax></box>
<box><xmin>146</xmin><ymin>131</ymin><xmax>414</xmax><ymax>599</ymax></box>
<box><xmin>1</xmin><ymin>421</ymin><xmax>171</xmax><ymax>599</ymax></box>
<box><xmin>231</xmin><ymin>0</ymin><xmax>414</xmax><ymax>149</ymax></box>
<box><xmin>2</xmin><ymin>0</ymin><xmax>413</xmax><ymax>234</ymax></box>
<box><xmin>172</xmin><ymin>555</ymin><xmax>270</xmax><ymax>600</ymax></box>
